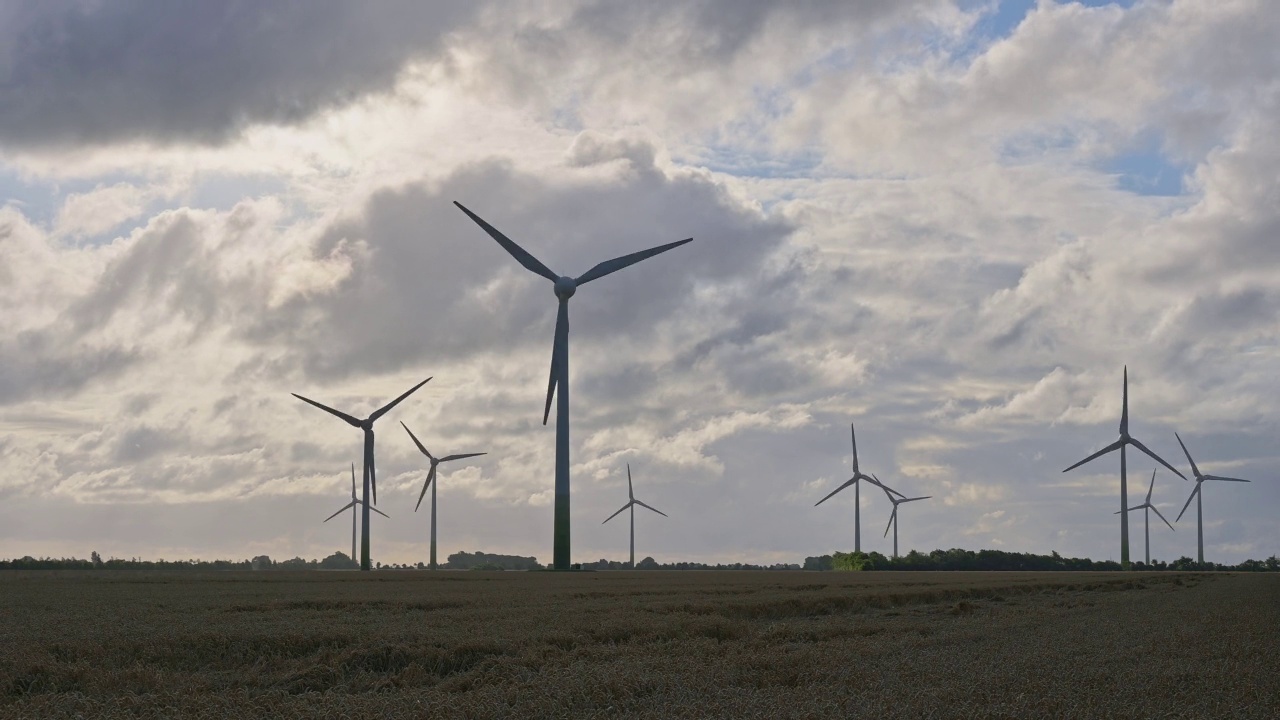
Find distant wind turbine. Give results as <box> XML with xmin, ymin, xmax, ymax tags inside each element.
<box><xmin>1062</xmin><ymin>367</ymin><xmax>1185</xmax><ymax>569</ymax></box>
<box><xmin>293</xmin><ymin>377</ymin><xmax>430</xmax><ymax>570</ymax></box>
<box><xmin>815</xmin><ymin>424</ymin><xmax>904</xmax><ymax>552</ymax></box>
<box><xmin>1115</xmin><ymin>469</ymin><xmax>1174</xmax><ymax>566</ymax></box>
<box><xmin>454</xmin><ymin>201</ymin><xmax>691</xmax><ymax>570</ymax></box>
<box><xmin>879</xmin><ymin>480</ymin><xmax>929</xmax><ymax>559</ymax></box>
<box><xmin>601</xmin><ymin>464</ymin><xmax>667</xmax><ymax>569</ymax></box>
<box><xmin>1174</xmin><ymin>433</ymin><xmax>1251</xmax><ymax>565</ymax></box>
<box><xmin>324</xmin><ymin>463</ymin><xmax>389</xmax><ymax>565</ymax></box>
<box><xmin>402</xmin><ymin>422</ymin><xmax>486</xmax><ymax>570</ymax></box>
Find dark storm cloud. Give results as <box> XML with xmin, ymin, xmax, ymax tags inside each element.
<box><xmin>0</xmin><ymin>1</ymin><xmax>477</xmax><ymax>148</ymax></box>
<box><xmin>253</xmin><ymin>151</ymin><xmax>796</xmax><ymax>383</ymax></box>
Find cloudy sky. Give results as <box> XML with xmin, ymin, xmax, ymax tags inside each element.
<box><xmin>1</xmin><ymin>0</ymin><xmax>1276</xmax><ymax>567</ymax></box>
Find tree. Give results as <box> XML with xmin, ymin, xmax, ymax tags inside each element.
<box><xmin>251</xmin><ymin>555</ymin><xmax>273</xmax><ymax>571</ymax></box>
<box><xmin>90</xmin><ymin>551</ymin><xmax>103</xmax><ymax>568</ymax></box>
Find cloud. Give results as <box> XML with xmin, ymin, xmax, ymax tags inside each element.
<box><xmin>0</xmin><ymin>1</ymin><xmax>478</xmax><ymax>148</ymax></box>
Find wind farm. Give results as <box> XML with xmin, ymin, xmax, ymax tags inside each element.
<box><xmin>3</xmin><ymin>2</ymin><xmax>1280</xmax><ymax>717</ymax></box>
<box><xmin>292</xmin><ymin>378</ymin><xmax>430</xmax><ymax>570</ymax></box>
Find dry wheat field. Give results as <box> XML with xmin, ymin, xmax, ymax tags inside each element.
<box><xmin>2</xmin><ymin>570</ymin><xmax>1277</xmax><ymax>719</ymax></box>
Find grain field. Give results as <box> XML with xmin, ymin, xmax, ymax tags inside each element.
<box><xmin>1</xmin><ymin>570</ymin><xmax>1276</xmax><ymax>718</ymax></box>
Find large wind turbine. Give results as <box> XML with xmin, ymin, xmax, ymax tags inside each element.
<box><xmin>1062</xmin><ymin>367</ymin><xmax>1185</xmax><ymax>569</ymax></box>
<box><xmin>880</xmin><ymin>482</ymin><xmax>930</xmax><ymax>559</ymax></box>
<box><xmin>293</xmin><ymin>378</ymin><xmax>430</xmax><ymax>571</ymax></box>
<box><xmin>324</xmin><ymin>463</ymin><xmax>389</xmax><ymax>565</ymax></box>
<box><xmin>1174</xmin><ymin>433</ymin><xmax>1252</xmax><ymax>565</ymax></box>
<box><xmin>402</xmin><ymin>422</ymin><xmax>486</xmax><ymax>570</ymax></box>
<box><xmin>815</xmin><ymin>424</ymin><xmax>904</xmax><ymax>552</ymax></box>
<box><xmin>1115</xmin><ymin>469</ymin><xmax>1174</xmax><ymax>566</ymax></box>
<box><xmin>601</xmin><ymin>464</ymin><xmax>667</xmax><ymax>569</ymax></box>
<box><xmin>454</xmin><ymin>201</ymin><xmax>691</xmax><ymax>570</ymax></box>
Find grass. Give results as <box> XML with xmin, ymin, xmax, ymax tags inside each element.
<box><xmin>1</xmin><ymin>570</ymin><xmax>1276</xmax><ymax>718</ymax></box>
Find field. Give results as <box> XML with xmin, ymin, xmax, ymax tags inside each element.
<box><xmin>2</xmin><ymin>570</ymin><xmax>1277</xmax><ymax>718</ymax></box>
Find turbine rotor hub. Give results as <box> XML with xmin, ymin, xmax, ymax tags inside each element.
<box><xmin>554</xmin><ymin>276</ymin><xmax>577</xmax><ymax>299</ymax></box>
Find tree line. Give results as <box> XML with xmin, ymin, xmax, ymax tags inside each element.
<box><xmin>3</xmin><ymin>548</ymin><xmax>1277</xmax><ymax>571</ymax></box>
<box><xmin>802</xmin><ymin>548</ymin><xmax>1280</xmax><ymax>572</ymax></box>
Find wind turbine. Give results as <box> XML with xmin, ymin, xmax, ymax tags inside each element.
<box><xmin>880</xmin><ymin>481</ymin><xmax>929</xmax><ymax>559</ymax></box>
<box><xmin>454</xmin><ymin>201</ymin><xmax>691</xmax><ymax>570</ymax></box>
<box><xmin>1062</xmin><ymin>367</ymin><xmax>1185</xmax><ymax>569</ymax></box>
<box><xmin>292</xmin><ymin>377</ymin><xmax>430</xmax><ymax>571</ymax></box>
<box><xmin>1174</xmin><ymin>433</ymin><xmax>1251</xmax><ymax>566</ymax></box>
<box><xmin>401</xmin><ymin>422</ymin><xmax>486</xmax><ymax>570</ymax></box>
<box><xmin>1115</xmin><ymin>469</ymin><xmax>1174</xmax><ymax>566</ymax></box>
<box><xmin>815</xmin><ymin>424</ymin><xmax>905</xmax><ymax>552</ymax></box>
<box><xmin>601</xmin><ymin>464</ymin><xmax>667</xmax><ymax>569</ymax></box>
<box><xmin>324</xmin><ymin>463</ymin><xmax>389</xmax><ymax>565</ymax></box>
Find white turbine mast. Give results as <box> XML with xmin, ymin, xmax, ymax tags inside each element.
<box><xmin>1115</xmin><ymin>468</ymin><xmax>1174</xmax><ymax>566</ymax></box>
<box><xmin>1174</xmin><ymin>433</ymin><xmax>1251</xmax><ymax>566</ymax></box>
<box><xmin>602</xmin><ymin>463</ymin><xmax>667</xmax><ymax>569</ymax></box>
<box><xmin>402</xmin><ymin>422</ymin><xmax>486</xmax><ymax>570</ymax></box>
<box><xmin>815</xmin><ymin>424</ymin><xmax>905</xmax><ymax>553</ymax></box>
<box><xmin>454</xmin><ymin>201</ymin><xmax>691</xmax><ymax>570</ymax></box>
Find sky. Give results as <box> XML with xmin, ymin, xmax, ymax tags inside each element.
<box><xmin>1</xmin><ymin>0</ymin><xmax>1276</xmax><ymax>567</ymax></box>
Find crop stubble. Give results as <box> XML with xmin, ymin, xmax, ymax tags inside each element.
<box><xmin>1</xmin><ymin>570</ymin><xmax>1276</xmax><ymax>718</ymax></box>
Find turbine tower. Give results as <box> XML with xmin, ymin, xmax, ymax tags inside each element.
<box><xmin>454</xmin><ymin>201</ymin><xmax>691</xmax><ymax>570</ymax></box>
<box><xmin>601</xmin><ymin>464</ymin><xmax>667</xmax><ymax>569</ymax></box>
<box><xmin>1115</xmin><ymin>469</ymin><xmax>1174</xmax><ymax>566</ymax></box>
<box><xmin>880</xmin><ymin>482</ymin><xmax>929</xmax><ymax>559</ymax></box>
<box><xmin>323</xmin><ymin>463</ymin><xmax>389</xmax><ymax>564</ymax></box>
<box><xmin>293</xmin><ymin>378</ymin><xmax>430</xmax><ymax>571</ymax></box>
<box><xmin>402</xmin><ymin>422</ymin><xmax>486</xmax><ymax>570</ymax></box>
<box><xmin>815</xmin><ymin>424</ymin><xmax>904</xmax><ymax>552</ymax></box>
<box><xmin>1174</xmin><ymin>433</ymin><xmax>1252</xmax><ymax>566</ymax></box>
<box><xmin>1062</xmin><ymin>367</ymin><xmax>1185</xmax><ymax>569</ymax></box>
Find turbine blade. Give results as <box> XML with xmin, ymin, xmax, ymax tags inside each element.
<box><xmin>370</xmin><ymin>378</ymin><xmax>432</xmax><ymax>422</ymax></box>
<box><xmin>1146</xmin><ymin>469</ymin><xmax>1156</xmax><ymax>504</ymax></box>
<box><xmin>1150</xmin><ymin>505</ymin><xmax>1175</xmax><ymax>531</ymax></box>
<box><xmin>414</xmin><ymin>466</ymin><xmax>436</xmax><ymax>512</ymax></box>
<box><xmin>627</xmin><ymin>463</ymin><xmax>634</xmax><ymax>501</ymax></box>
<box><xmin>850</xmin><ymin>424</ymin><xmax>859</xmax><ymax>474</ymax></box>
<box><xmin>574</xmin><ymin>237</ymin><xmax>693</xmax><ymax>286</ymax></box>
<box><xmin>369</xmin><ymin>504</ymin><xmax>390</xmax><ymax>520</ymax></box>
<box><xmin>1174</xmin><ymin>432</ymin><xmax>1200</xmax><ymax>479</ymax></box>
<box><xmin>635</xmin><ymin>499</ymin><xmax>668</xmax><ymax>517</ymax></box>
<box><xmin>324</xmin><ymin>501</ymin><xmax>356</xmax><ymax>523</ymax></box>
<box><xmin>884</xmin><ymin>507</ymin><xmax>897</xmax><ymax>538</ymax></box>
<box><xmin>292</xmin><ymin>394</ymin><xmax>362</xmax><ymax>428</ymax></box>
<box><xmin>453</xmin><ymin>201</ymin><xmax>559</xmax><ymax>282</ymax></box>
<box><xmin>1175</xmin><ymin>483</ymin><xmax>1201</xmax><ymax>523</ymax></box>
<box><xmin>901</xmin><ymin>496</ymin><xmax>931</xmax><ymax>504</ymax></box>
<box><xmin>401</xmin><ymin>422</ymin><xmax>434</xmax><ymax>460</ymax></box>
<box><xmin>1128</xmin><ymin>437</ymin><xmax>1186</xmax><ymax>480</ymax></box>
<box><xmin>869</xmin><ymin>473</ymin><xmax>906</xmax><ymax>499</ymax></box>
<box><xmin>351</xmin><ymin>463</ymin><xmax>357</xmax><ymax>499</ymax></box>
<box><xmin>440</xmin><ymin>452</ymin><xmax>487</xmax><ymax>463</ymax></box>
<box><xmin>1062</xmin><ymin>439</ymin><xmax>1125</xmax><ymax>473</ymax></box>
<box><xmin>602</xmin><ymin>502</ymin><xmax>631</xmax><ymax>524</ymax></box>
<box><xmin>366</xmin><ymin>434</ymin><xmax>377</xmax><ymax>506</ymax></box>
<box><xmin>1204</xmin><ymin>474</ymin><xmax>1251</xmax><ymax>483</ymax></box>
<box><xmin>543</xmin><ymin>300</ymin><xmax>568</xmax><ymax>425</ymax></box>
<box><xmin>1120</xmin><ymin>365</ymin><xmax>1129</xmax><ymax>435</ymax></box>
<box><xmin>814</xmin><ymin>479</ymin><xmax>855</xmax><ymax>506</ymax></box>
